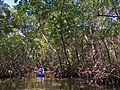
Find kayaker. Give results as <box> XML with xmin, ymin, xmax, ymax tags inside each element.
<box><xmin>34</xmin><ymin>65</ymin><xmax>45</xmax><ymax>85</ymax></box>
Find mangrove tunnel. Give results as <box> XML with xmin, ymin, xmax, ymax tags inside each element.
<box><xmin>0</xmin><ymin>0</ymin><xmax>120</xmax><ymax>89</ymax></box>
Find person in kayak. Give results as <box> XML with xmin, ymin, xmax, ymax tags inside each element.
<box><xmin>36</xmin><ymin>67</ymin><xmax>45</xmax><ymax>77</ymax></box>
<box><xmin>34</xmin><ymin>65</ymin><xmax>45</xmax><ymax>85</ymax></box>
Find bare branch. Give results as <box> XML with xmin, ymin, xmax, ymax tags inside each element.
<box><xmin>98</xmin><ymin>14</ymin><xmax>120</xmax><ymax>18</ymax></box>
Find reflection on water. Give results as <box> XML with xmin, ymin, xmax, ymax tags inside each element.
<box><xmin>0</xmin><ymin>71</ymin><xmax>120</xmax><ymax>90</ymax></box>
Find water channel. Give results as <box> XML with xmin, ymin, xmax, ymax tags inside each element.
<box><xmin>0</xmin><ymin>71</ymin><xmax>119</xmax><ymax>90</ymax></box>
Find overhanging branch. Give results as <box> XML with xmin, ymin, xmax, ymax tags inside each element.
<box><xmin>98</xmin><ymin>14</ymin><xmax>120</xmax><ymax>18</ymax></box>
<box><xmin>98</xmin><ymin>12</ymin><xmax>120</xmax><ymax>18</ymax></box>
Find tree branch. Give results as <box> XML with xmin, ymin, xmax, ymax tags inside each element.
<box><xmin>97</xmin><ymin>4</ymin><xmax>120</xmax><ymax>18</ymax></box>
<box><xmin>98</xmin><ymin>14</ymin><xmax>120</xmax><ymax>18</ymax></box>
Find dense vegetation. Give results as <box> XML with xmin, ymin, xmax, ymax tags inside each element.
<box><xmin>0</xmin><ymin>0</ymin><xmax>120</xmax><ymax>87</ymax></box>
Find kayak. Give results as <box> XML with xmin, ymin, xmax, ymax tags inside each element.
<box><xmin>36</xmin><ymin>72</ymin><xmax>45</xmax><ymax>77</ymax></box>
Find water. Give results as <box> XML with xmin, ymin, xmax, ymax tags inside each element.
<box><xmin>0</xmin><ymin>71</ymin><xmax>119</xmax><ymax>90</ymax></box>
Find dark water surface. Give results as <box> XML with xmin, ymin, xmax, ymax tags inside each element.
<box><xmin>0</xmin><ymin>71</ymin><xmax>119</xmax><ymax>90</ymax></box>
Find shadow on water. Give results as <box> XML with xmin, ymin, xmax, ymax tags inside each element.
<box><xmin>0</xmin><ymin>71</ymin><xmax>120</xmax><ymax>90</ymax></box>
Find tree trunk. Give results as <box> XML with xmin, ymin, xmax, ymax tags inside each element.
<box><xmin>100</xmin><ymin>37</ymin><xmax>111</xmax><ymax>63</ymax></box>
<box><xmin>59</xmin><ymin>3</ymin><xmax>71</xmax><ymax>66</ymax></box>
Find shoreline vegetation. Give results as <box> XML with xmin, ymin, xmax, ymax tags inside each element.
<box><xmin>54</xmin><ymin>62</ymin><xmax>120</xmax><ymax>87</ymax></box>
<box><xmin>1</xmin><ymin>62</ymin><xmax>120</xmax><ymax>87</ymax></box>
<box><xmin>0</xmin><ymin>63</ymin><xmax>33</xmax><ymax>79</ymax></box>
